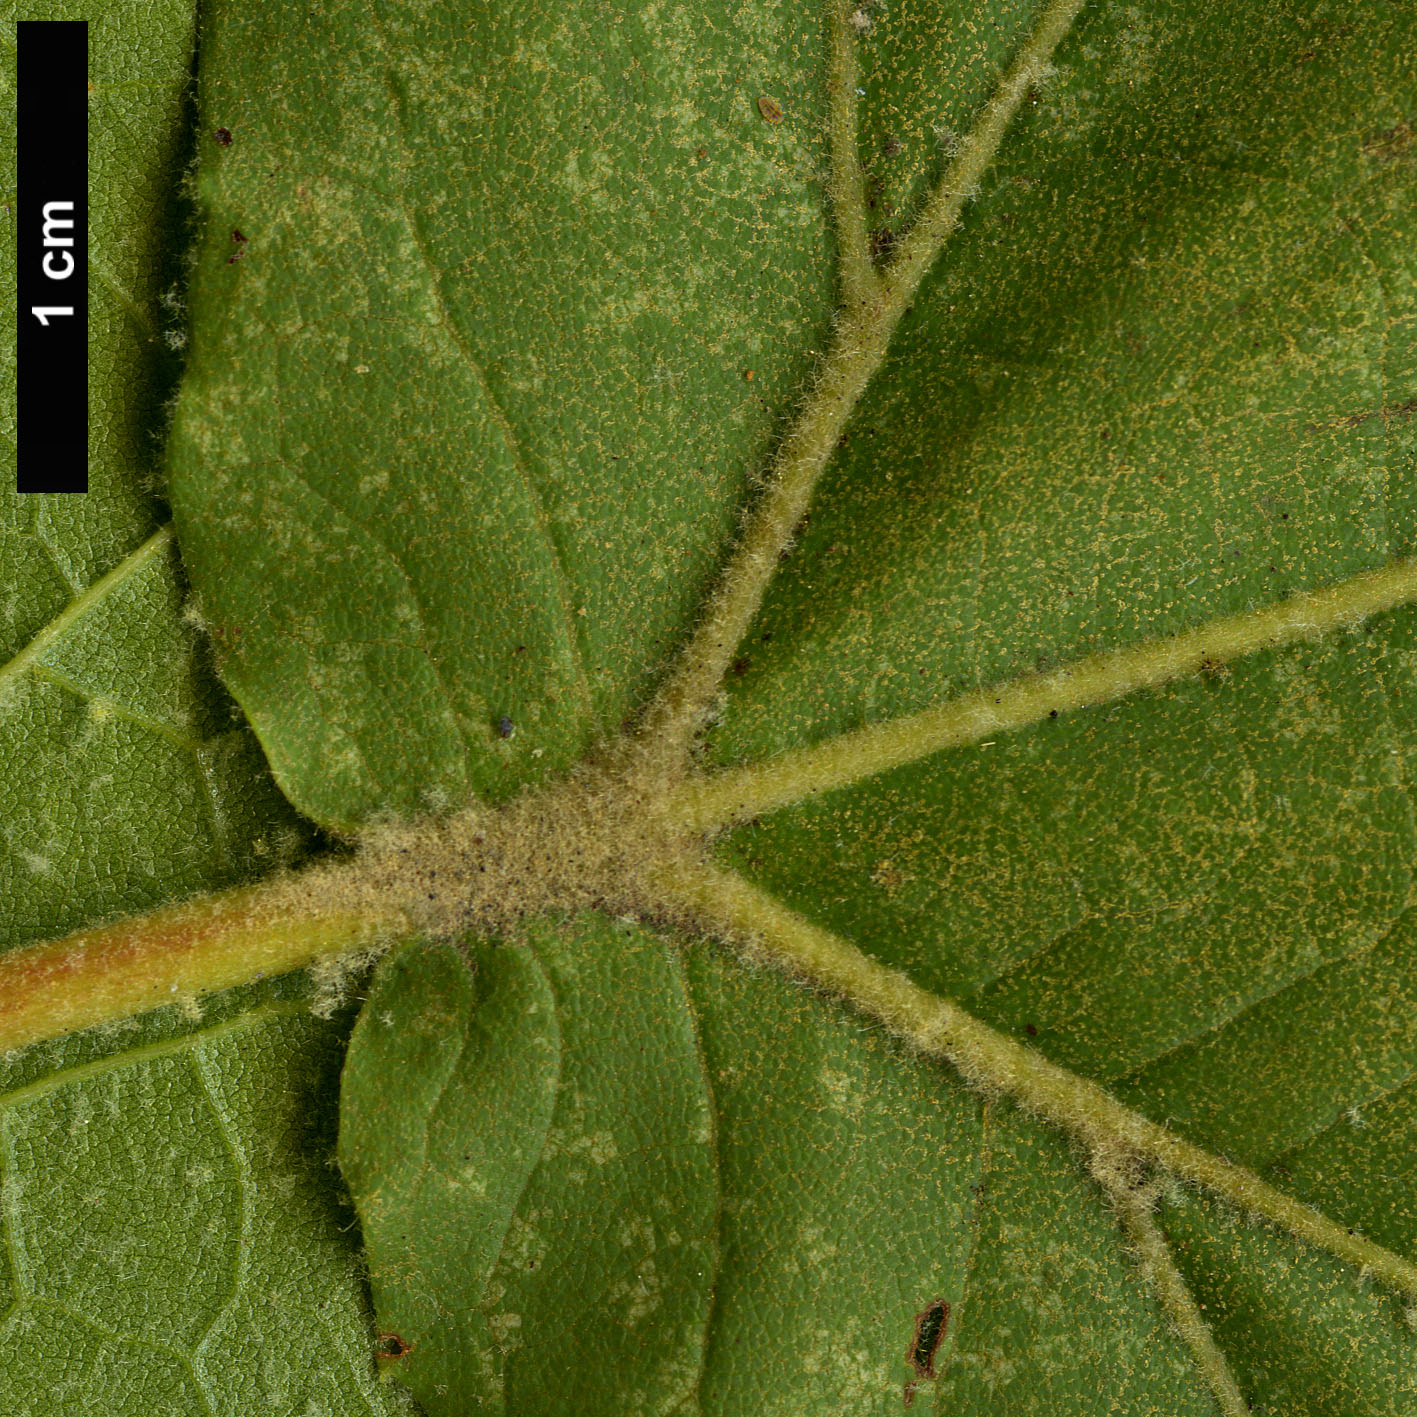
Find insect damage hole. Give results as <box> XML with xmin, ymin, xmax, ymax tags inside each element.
<box><xmin>902</xmin><ymin>1298</ymin><xmax>950</xmax><ymax>1408</ymax></box>
<box><xmin>376</xmin><ymin>1332</ymin><xmax>413</xmax><ymax>1360</ymax></box>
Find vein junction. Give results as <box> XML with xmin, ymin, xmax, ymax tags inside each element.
<box><xmin>9</xmin><ymin>0</ymin><xmax>1417</xmax><ymax>1403</ymax></box>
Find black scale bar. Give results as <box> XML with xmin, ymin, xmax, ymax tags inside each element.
<box><xmin>17</xmin><ymin>20</ymin><xmax>89</xmax><ymax>494</ymax></box>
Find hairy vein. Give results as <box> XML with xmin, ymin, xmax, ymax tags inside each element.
<box><xmin>1091</xmin><ymin>1156</ymin><xmax>1248</xmax><ymax>1417</ymax></box>
<box><xmin>0</xmin><ymin>525</ymin><xmax>173</xmax><ymax>694</ymax></box>
<box><xmin>826</xmin><ymin>0</ymin><xmax>877</xmax><ymax>308</ymax></box>
<box><xmin>630</xmin><ymin>0</ymin><xmax>1086</xmax><ymax>774</ymax></box>
<box><xmin>650</xmin><ymin>857</ymin><xmax>1417</xmax><ymax>1303</ymax></box>
<box><xmin>674</xmin><ymin>556</ymin><xmax>1417</xmax><ymax>829</ymax></box>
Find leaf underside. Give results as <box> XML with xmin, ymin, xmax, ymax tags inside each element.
<box><xmin>3</xmin><ymin>0</ymin><xmax>1417</xmax><ymax>1413</ymax></box>
<box><xmin>0</xmin><ymin>5</ymin><xmax>411</xmax><ymax>1412</ymax></box>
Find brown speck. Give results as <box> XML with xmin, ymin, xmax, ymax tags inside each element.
<box><xmin>1337</xmin><ymin>397</ymin><xmax>1417</xmax><ymax>428</ymax></box>
<box><xmin>743</xmin><ymin>369</ymin><xmax>755</xmax><ymax>381</ymax></box>
<box><xmin>732</xmin><ymin>657</ymin><xmax>750</xmax><ymax>675</ymax></box>
<box><xmin>377</xmin><ymin>1333</ymin><xmax>412</xmax><ymax>1360</ymax></box>
<box><xmin>232</xmin><ymin>229</ymin><xmax>247</xmax><ymax>244</ymax></box>
<box><xmin>1024</xmin><ymin>1023</ymin><xmax>1039</xmax><ymax>1036</ymax></box>
<box><xmin>870</xmin><ymin>227</ymin><xmax>897</xmax><ymax>260</ymax></box>
<box><xmin>871</xmin><ymin>860</ymin><xmax>905</xmax><ymax>891</ymax></box>
<box><xmin>497</xmin><ymin>715</ymin><xmax>515</xmax><ymax>739</ymax></box>
<box><xmin>214</xmin><ymin>127</ymin><xmax>233</xmax><ymax>147</ymax></box>
<box><xmin>696</xmin><ymin>145</ymin><xmax>708</xmax><ymax>159</ymax></box>
<box><xmin>757</xmin><ymin>95</ymin><xmax>784</xmax><ymax>124</ymax></box>
<box><xmin>883</xmin><ymin>134</ymin><xmax>903</xmax><ymax>157</ymax></box>
<box><xmin>1361</xmin><ymin>119</ymin><xmax>1414</xmax><ymax>164</ymax></box>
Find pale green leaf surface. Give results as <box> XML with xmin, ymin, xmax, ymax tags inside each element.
<box><xmin>1164</xmin><ymin>1192</ymin><xmax>1417</xmax><ymax>1415</ymax></box>
<box><xmin>168</xmin><ymin>0</ymin><xmax>839</xmax><ymax>829</ymax></box>
<box><xmin>1</xmin><ymin>5</ymin><xmax>412</xmax><ymax>1412</ymax></box>
<box><xmin>342</xmin><ymin>926</ymin><xmax>991</xmax><ymax>1417</ymax></box>
<box><xmin>715</xmin><ymin>0</ymin><xmax>1417</xmax><ymax>766</ymax></box>
<box><xmin>933</xmin><ymin>1109</ymin><xmax>1217</xmax><ymax>1416</ymax></box>
<box><xmin>341</xmin><ymin>923</ymin><xmax>718</xmax><ymax>1415</ymax></box>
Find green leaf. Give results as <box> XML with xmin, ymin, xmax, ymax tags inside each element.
<box><xmin>166</xmin><ymin>0</ymin><xmax>836</xmax><ymax>829</ymax></box>
<box><xmin>0</xmin><ymin>6</ymin><xmax>411</xmax><ymax>1411</ymax></box>
<box><xmin>11</xmin><ymin>0</ymin><xmax>1417</xmax><ymax>1412</ymax></box>
<box><xmin>340</xmin><ymin>923</ymin><xmax>720</xmax><ymax>1412</ymax></box>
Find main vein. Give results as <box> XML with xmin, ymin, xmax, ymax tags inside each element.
<box><xmin>630</xmin><ymin>0</ymin><xmax>1086</xmax><ymax>775</ymax></box>
<box><xmin>673</xmin><ymin>556</ymin><xmax>1417</xmax><ymax>830</ymax></box>
<box><xmin>650</xmin><ymin>857</ymin><xmax>1417</xmax><ymax>1304</ymax></box>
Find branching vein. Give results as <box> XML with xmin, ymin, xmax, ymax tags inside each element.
<box><xmin>10</xmin><ymin>0</ymin><xmax>1417</xmax><ymax>1392</ymax></box>
<box><xmin>629</xmin><ymin>0</ymin><xmax>1086</xmax><ymax>776</ymax></box>
<box><xmin>0</xmin><ymin>525</ymin><xmax>173</xmax><ymax>693</ymax></box>
<box><xmin>649</xmin><ymin>857</ymin><xmax>1417</xmax><ymax>1304</ymax></box>
<box><xmin>1090</xmin><ymin>1153</ymin><xmax>1249</xmax><ymax>1417</ymax></box>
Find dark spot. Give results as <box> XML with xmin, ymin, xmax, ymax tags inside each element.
<box><xmin>497</xmin><ymin>715</ymin><xmax>516</xmax><ymax>739</ymax></box>
<box><xmin>1048</xmin><ymin>709</ymin><xmax>1058</xmax><ymax>719</ymax></box>
<box><xmin>227</xmin><ymin>229</ymin><xmax>248</xmax><ymax>265</ymax></box>
<box><xmin>514</xmin><ymin>644</ymin><xmax>527</xmax><ymax>654</ymax></box>
<box><xmin>1024</xmin><ymin>1023</ymin><xmax>1039</xmax><ymax>1036</ymax></box>
<box><xmin>732</xmin><ymin>657</ymin><xmax>751</xmax><ymax>675</ymax></box>
<box><xmin>232</xmin><ymin>229</ymin><xmax>247</xmax><ymax>244</ymax></box>
<box><xmin>214</xmin><ymin>127</ymin><xmax>232</xmax><ymax>147</ymax></box>
<box><xmin>1360</xmin><ymin>118</ymin><xmax>1414</xmax><ymax>163</ymax></box>
<box><xmin>1100</xmin><ymin>428</ymin><xmax>1110</xmax><ymax>439</ymax></box>
<box><xmin>1338</xmin><ymin>396</ymin><xmax>1417</xmax><ymax>428</ymax></box>
<box><xmin>882</xmin><ymin>134</ymin><xmax>903</xmax><ymax>157</ymax></box>
<box><xmin>906</xmin><ymin>1300</ymin><xmax>950</xmax><ymax>1391</ymax></box>
<box><xmin>870</xmin><ymin>227</ymin><xmax>897</xmax><ymax>260</ymax></box>
<box><xmin>377</xmin><ymin>1333</ymin><xmax>413</xmax><ymax>1359</ymax></box>
<box><xmin>695</xmin><ymin>145</ymin><xmax>708</xmax><ymax>159</ymax></box>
